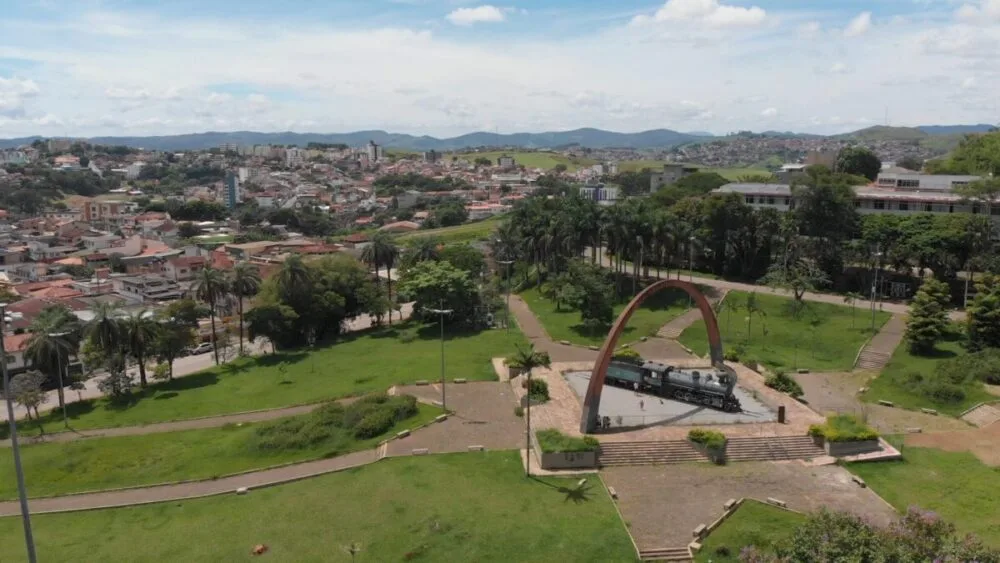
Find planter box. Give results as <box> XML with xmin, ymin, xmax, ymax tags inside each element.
<box><xmin>824</xmin><ymin>439</ymin><xmax>881</xmax><ymax>457</ymax></box>
<box><xmin>539</xmin><ymin>450</ymin><xmax>598</xmax><ymax>470</ymax></box>
<box><xmin>691</xmin><ymin>441</ymin><xmax>727</xmax><ymax>465</ymax></box>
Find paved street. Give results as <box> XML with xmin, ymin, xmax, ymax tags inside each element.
<box><xmin>0</xmin><ymin>303</ymin><xmax>414</xmax><ymax>423</ymax></box>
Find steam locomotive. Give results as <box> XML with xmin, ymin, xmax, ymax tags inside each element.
<box><xmin>605</xmin><ymin>359</ymin><xmax>742</xmax><ymax>412</ymax></box>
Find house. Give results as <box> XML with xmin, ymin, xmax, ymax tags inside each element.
<box><xmin>163</xmin><ymin>256</ymin><xmax>208</xmax><ymax>281</ymax></box>
<box><xmin>649</xmin><ymin>164</ymin><xmax>699</xmax><ymax>192</ymax></box>
<box><xmin>395</xmin><ymin>190</ymin><xmax>421</xmax><ymax>210</ymax></box>
<box><xmin>341</xmin><ymin>233</ymin><xmax>371</xmax><ymax>249</ymax></box>
<box><xmin>111</xmin><ymin>274</ymin><xmax>184</xmax><ymax>302</ymax></box>
<box><xmin>1</xmin><ymin>333</ymin><xmax>33</xmax><ymax>375</ymax></box>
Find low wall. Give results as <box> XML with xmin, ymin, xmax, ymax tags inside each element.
<box><xmin>539</xmin><ymin>450</ymin><xmax>598</xmax><ymax>470</ymax></box>
<box><xmin>825</xmin><ymin>439</ymin><xmax>881</xmax><ymax>457</ymax></box>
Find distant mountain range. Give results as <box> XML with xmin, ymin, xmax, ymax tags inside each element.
<box><xmin>0</xmin><ymin>124</ymin><xmax>994</xmax><ymax>151</ymax></box>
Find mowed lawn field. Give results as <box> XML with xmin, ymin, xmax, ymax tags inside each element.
<box><xmin>695</xmin><ymin>500</ymin><xmax>805</xmax><ymax>563</ymax></box>
<box><xmin>520</xmin><ymin>285</ymin><xmax>691</xmax><ymax>346</ymax></box>
<box><xmin>395</xmin><ymin>216</ymin><xmax>503</xmax><ymax>244</ymax></box>
<box><xmin>862</xmin><ymin>326</ymin><xmax>995</xmax><ymax>416</ymax></box>
<box><xmin>616</xmin><ymin>161</ymin><xmax>772</xmax><ymax>180</ymax></box>
<box><xmin>0</xmin><ymin>404</ymin><xmax>441</xmax><ymax>499</ymax></box>
<box><xmin>680</xmin><ymin>291</ymin><xmax>890</xmax><ymax>372</ymax></box>
<box><xmin>0</xmin><ymin>452</ymin><xmax>636</xmax><ymax>562</ymax></box>
<box><xmin>849</xmin><ymin>445</ymin><xmax>1000</xmax><ymax>546</ymax></box>
<box><xmin>450</xmin><ymin>150</ymin><xmax>598</xmax><ymax>172</ymax></box>
<box><xmin>11</xmin><ymin>322</ymin><xmax>527</xmax><ymax>434</ymax></box>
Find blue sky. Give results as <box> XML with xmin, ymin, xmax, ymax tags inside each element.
<box><xmin>0</xmin><ymin>0</ymin><xmax>998</xmax><ymax>138</ymax></box>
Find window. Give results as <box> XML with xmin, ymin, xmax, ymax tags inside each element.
<box><xmin>783</xmin><ymin>197</ymin><xmax>790</xmax><ymax>206</ymax></box>
<box><xmin>873</xmin><ymin>200</ymin><xmax>885</xmax><ymax>210</ymax></box>
<box><xmin>745</xmin><ymin>196</ymin><xmax>755</xmax><ymax>204</ymax></box>
<box><xmin>767</xmin><ymin>196</ymin><xmax>775</xmax><ymax>205</ymax></box>
<box><xmin>898</xmin><ymin>202</ymin><xmax>909</xmax><ymax>211</ymax></box>
<box><xmin>924</xmin><ymin>203</ymin><xmax>932</xmax><ymax>212</ymax></box>
<box><xmin>949</xmin><ymin>205</ymin><xmax>954</xmax><ymax>213</ymax></box>
<box><xmin>854</xmin><ymin>200</ymin><xmax>861</xmax><ymax>207</ymax></box>
<box><xmin>992</xmin><ymin>206</ymin><xmax>1000</xmax><ymax>216</ymax></box>
<box><xmin>898</xmin><ymin>179</ymin><xmax>920</xmax><ymax>188</ymax></box>
<box><xmin>973</xmin><ymin>205</ymin><xmax>980</xmax><ymax>215</ymax></box>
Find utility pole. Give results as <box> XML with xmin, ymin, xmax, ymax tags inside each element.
<box><xmin>870</xmin><ymin>246</ymin><xmax>882</xmax><ymax>333</ymax></box>
<box><xmin>426</xmin><ymin>301</ymin><xmax>453</xmax><ymax>411</ymax></box>
<box><xmin>688</xmin><ymin>236</ymin><xmax>696</xmax><ymax>307</ymax></box>
<box><xmin>1</xmin><ymin>304</ymin><xmax>37</xmax><ymax>563</ymax></box>
<box><xmin>49</xmin><ymin>331</ymin><xmax>71</xmax><ymax>428</ymax></box>
<box><xmin>497</xmin><ymin>260</ymin><xmax>514</xmax><ymax>335</ymax></box>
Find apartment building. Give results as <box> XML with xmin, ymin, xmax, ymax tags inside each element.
<box><xmin>650</xmin><ymin>163</ymin><xmax>700</xmax><ymax>192</ymax></box>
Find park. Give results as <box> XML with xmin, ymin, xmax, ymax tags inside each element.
<box><xmin>4</xmin><ymin>174</ymin><xmax>1000</xmax><ymax>561</ymax></box>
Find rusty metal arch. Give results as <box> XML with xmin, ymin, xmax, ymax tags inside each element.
<box><xmin>580</xmin><ymin>280</ymin><xmax>724</xmax><ymax>433</ymax></box>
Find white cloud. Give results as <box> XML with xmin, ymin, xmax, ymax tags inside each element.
<box><xmin>446</xmin><ymin>5</ymin><xmax>506</xmax><ymax>26</ymax></box>
<box><xmin>105</xmin><ymin>87</ymin><xmax>150</xmax><ymax>100</ymax></box>
<box><xmin>829</xmin><ymin>62</ymin><xmax>850</xmax><ymax>74</ymax></box>
<box><xmin>956</xmin><ymin>0</ymin><xmax>1000</xmax><ymax>23</ymax></box>
<box><xmin>631</xmin><ymin>0</ymin><xmax>766</xmax><ymax>28</ymax></box>
<box><xmin>0</xmin><ymin>77</ymin><xmax>41</xmax><ymax>118</ymax></box>
<box><xmin>798</xmin><ymin>21</ymin><xmax>821</xmax><ymax>38</ymax></box>
<box><xmin>962</xmin><ymin>76</ymin><xmax>977</xmax><ymax>88</ymax></box>
<box><xmin>760</xmin><ymin>107</ymin><xmax>778</xmax><ymax>117</ymax></box>
<box><xmin>844</xmin><ymin>12</ymin><xmax>872</xmax><ymax>37</ymax></box>
<box><xmin>204</xmin><ymin>92</ymin><xmax>233</xmax><ymax>104</ymax></box>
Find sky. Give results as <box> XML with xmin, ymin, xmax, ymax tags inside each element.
<box><xmin>0</xmin><ymin>0</ymin><xmax>998</xmax><ymax>138</ymax></box>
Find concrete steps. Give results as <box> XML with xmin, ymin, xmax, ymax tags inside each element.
<box><xmin>855</xmin><ymin>349</ymin><xmax>891</xmax><ymax>371</ymax></box>
<box><xmin>598</xmin><ymin>440</ymin><xmax>705</xmax><ymax>467</ymax></box>
<box><xmin>724</xmin><ymin>436</ymin><xmax>825</xmax><ymax>462</ymax></box>
<box><xmin>639</xmin><ymin>547</ymin><xmax>692</xmax><ymax>562</ymax></box>
<box><xmin>961</xmin><ymin>403</ymin><xmax>1000</xmax><ymax>428</ymax></box>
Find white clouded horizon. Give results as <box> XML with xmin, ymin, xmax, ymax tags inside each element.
<box><xmin>0</xmin><ymin>1</ymin><xmax>997</xmax><ymax>139</ymax></box>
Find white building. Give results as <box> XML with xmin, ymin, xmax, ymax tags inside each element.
<box><xmin>579</xmin><ymin>184</ymin><xmax>620</xmax><ymax>206</ymax></box>
<box><xmin>125</xmin><ymin>162</ymin><xmax>145</xmax><ymax>180</ymax></box>
<box><xmin>365</xmin><ymin>140</ymin><xmax>384</xmax><ymax>163</ymax></box>
<box><xmin>286</xmin><ymin>148</ymin><xmax>305</xmax><ymax>168</ymax></box>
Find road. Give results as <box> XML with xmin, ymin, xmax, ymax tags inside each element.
<box><xmin>0</xmin><ymin>303</ymin><xmax>414</xmax><ymax>423</ymax></box>
<box><xmin>592</xmin><ymin>248</ymin><xmax>965</xmax><ymax>321</ymax></box>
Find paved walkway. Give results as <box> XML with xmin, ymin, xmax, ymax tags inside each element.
<box><xmin>1</xmin><ymin>304</ymin><xmax>415</xmax><ymax>423</ymax></box>
<box><xmin>855</xmin><ymin>315</ymin><xmax>905</xmax><ymax>370</ymax></box>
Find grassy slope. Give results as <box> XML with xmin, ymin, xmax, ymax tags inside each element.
<box><xmin>849</xmin><ymin>446</ymin><xmax>1000</xmax><ymax>546</ymax></box>
<box><xmin>520</xmin><ymin>286</ymin><xmax>690</xmax><ymax>346</ymax></box>
<box><xmin>616</xmin><ymin>161</ymin><xmax>770</xmax><ymax>180</ymax></box>
<box><xmin>0</xmin><ymin>452</ymin><xmax>636</xmax><ymax>563</ymax></box>
<box><xmin>695</xmin><ymin>500</ymin><xmax>805</xmax><ymax>563</ymax></box>
<box><xmin>14</xmin><ymin>322</ymin><xmax>527</xmax><ymax>434</ymax></box>
<box><xmin>0</xmin><ymin>404</ymin><xmax>442</xmax><ymax>500</ymax></box>
<box><xmin>862</xmin><ymin>327</ymin><xmax>995</xmax><ymax>416</ymax></box>
<box><xmin>396</xmin><ymin>215</ymin><xmax>503</xmax><ymax>244</ymax></box>
<box><xmin>451</xmin><ymin>151</ymin><xmax>598</xmax><ymax>172</ymax></box>
<box><xmin>679</xmin><ymin>291</ymin><xmax>891</xmax><ymax>372</ymax></box>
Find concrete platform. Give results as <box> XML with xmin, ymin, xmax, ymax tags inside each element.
<box><xmin>564</xmin><ymin>371</ymin><xmax>777</xmax><ymax>428</ymax></box>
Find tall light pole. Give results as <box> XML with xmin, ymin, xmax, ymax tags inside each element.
<box><xmin>870</xmin><ymin>247</ymin><xmax>883</xmax><ymax>333</ymax></box>
<box><xmin>426</xmin><ymin>302</ymin><xmax>453</xmax><ymax>411</ymax></box>
<box><xmin>497</xmin><ymin>260</ymin><xmax>514</xmax><ymax>335</ymax></box>
<box><xmin>49</xmin><ymin>331</ymin><xmax>71</xmax><ymax>429</ymax></box>
<box><xmin>688</xmin><ymin>236</ymin><xmax>696</xmax><ymax>307</ymax></box>
<box><xmin>1</xmin><ymin>303</ymin><xmax>37</xmax><ymax>563</ymax></box>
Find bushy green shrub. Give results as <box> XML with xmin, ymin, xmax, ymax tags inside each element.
<box><xmin>922</xmin><ymin>381</ymin><xmax>966</xmax><ymax>404</ymax></box>
<box><xmin>810</xmin><ymin>414</ymin><xmax>879</xmax><ymax>442</ymax></box>
<box><xmin>935</xmin><ymin>349</ymin><xmax>1000</xmax><ymax>385</ymax></box>
<box><xmin>528</xmin><ymin>378</ymin><xmax>550</xmax><ymax>402</ymax></box>
<box><xmin>353</xmin><ymin>409</ymin><xmax>397</xmax><ymax>439</ymax></box>
<box><xmin>613</xmin><ymin>346</ymin><xmax>643</xmax><ymax>365</ymax></box>
<box><xmin>765</xmin><ymin>370</ymin><xmax>804</xmax><ymax>397</ymax></box>
<box><xmin>514</xmin><ymin>406</ymin><xmax>524</xmax><ymax>417</ymax></box>
<box><xmin>688</xmin><ymin>428</ymin><xmax>727</xmax><ymax>449</ymax></box>
<box><xmin>536</xmin><ymin>429</ymin><xmax>599</xmax><ymax>453</ymax></box>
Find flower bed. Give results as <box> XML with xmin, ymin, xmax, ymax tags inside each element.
<box><xmin>808</xmin><ymin>414</ymin><xmax>881</xmax><ymax>456</ymax></box>
<box><xmin>535</xmin><ymin>429</ymin><xmax>599</xmax><ymax>470</ymax></box>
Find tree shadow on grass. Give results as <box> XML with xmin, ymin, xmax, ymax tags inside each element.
<box><xmin>530</xmin><ymin>476</ymin><xmax>593</xmax><ymax>504</ymax></box>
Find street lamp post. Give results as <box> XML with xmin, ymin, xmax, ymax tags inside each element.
<box><xmin>49</xmin><ymin>331</ymin><xmax>71</xmax><ymax>428</ymax></box>
<box><xmin>1</xmin><ymin>304</ymin><xmax>37</xmax><ymax>563</ymax></box>
<box><xmin>871</xmin><ymin>247</ymin><xmax>883</xmax><ymax>333</ymax></box>
<box><xmin>426</xmin><ymin>302</ymin><xmax>453</xmax><ymax>411</ymax></box>
<box><xmin>688</xmin><ymin>236</ymin><xmax>696</xmax><ymax>307</ymax></box>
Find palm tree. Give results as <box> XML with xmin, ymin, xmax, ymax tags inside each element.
<box><xmin>744</xmin><ymin>292</ymin><xmax>764</xmax><ymax>345</ymax></box>
<box><xmin>368</xmin><ymin>233</ymin><xmax>400</xmax><ymax>323</ymax></box>
<box><xmin>25</xmin><ymin>305</ymin><xmax>81</xmax><ymax>424</ymax></box>
<box><xmin>406</xmin><ymin>236</ymin><xmax>440</xmax><ymax>265</ymax></box>
<box><xmin>194</xmin><ymin>266</ymin><xmax>229</xmax><ymax>365</ymax></box>
<box><xmin>504</xmin><ymin>343</ymin><xmax>551</xmax><ymax>477</ymax></box>
<box><xmin>85</xmin><ymin>301</ymin><xmax>123</xmax><ymax>355</ymax></box>
<box><xmin>123</xmin><ymin>310</ymin><xmax>159</xmax><ymax>388</ymax></box>
<box><xmin>230</xmin><ymin>262</ymin><xmax>262</xmax><ymax>355</ymax></box>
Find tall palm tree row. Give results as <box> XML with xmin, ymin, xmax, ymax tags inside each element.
<box><xmin>122</xmin><ymin>310</ymin><xmax>158</xmax><ymax>387</ymax></box>
<box><xmin>230</xmin><ymin>261</ymin><xmax>263</xmax><ymax>355</ymax></box>
<box><xmin>194</xmin><ymin>266</ymin><xmax>229</xmax><ymax>365</ymax></box>
<box><xmin>363</xmin><ymin>233</ymin><xmax>400</xmax><ymax>324</ymax></box>
<box><xmin>24</xmin><ymin>305</ymin><xmax>81</xmax><ymax>419</ymax></box>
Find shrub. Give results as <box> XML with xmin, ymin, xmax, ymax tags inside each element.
<box><xmin>765</xmin><ymin>371</ymin><xmax>804</xmax><ymax>397</ymax></box>
<box><xmin>922</xmin><ymin>381</ymin><xmax>966</xmax><ymax>404</ymax></box>
<box><xmin>353</xmin><ymin>409</ymin><xmax>397</xmax><ymax>439</ymax></box>
<box><xmin>536</xmin><ymin>429</ymin><xmax>599</xmax><ymax>453</ymax></box>
<box><xmin>810</xmin><ymin>414</ymin><xmax>879</xmax><ymax>442</ymax></box>
<box><xmin>723</xmin><ymin>350</ymin><xmax>741</xmax><ymax>362</ymax></box>
<box><xmin>528</xmin><ymin>378</ymin><xmax>550</xmax><ymax>402</ymax></box>
<box><xmin>514</xmin><ymin>406</ymin><xmax>524</xmax><ymax>417</ymax></box>
<box><xmin>613</xmin><ymin>346</ymin><xmax>643</xmax><ymax>365</ymax></box>
<box><xmin>688</xmin><ymin>428</ymin><xmax>727</xmax><ymax>464</ymax></box>
<box><xmin>935</xmin><ymin>349</ymin><xmax>1000</xmax><ymax>385</ymax></box>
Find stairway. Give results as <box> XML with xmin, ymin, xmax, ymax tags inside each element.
<box><xmin>855</xmin><ymin>349</ymin><xmax>891</xmax><ymax>371</ymax></box>
<box><xmin>598</xmin><ymin>440</ymin><xmax>705</xmax><ymax>467</ymax></box>
<box><xmin>961</xmin><ymin>403</ymin><xmax>1000</xmax><ymax>428</ymax></box>
<box><xmin>639</xmin><ymin>547</ymin><xmax>692</xmax><ymax>562</ymax></box>
<box><xmin>724</xmin><ymin>436</ymin><xmax>825</xmax><ymax>462</ymax></box>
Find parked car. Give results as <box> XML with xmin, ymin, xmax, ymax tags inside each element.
<box><xmin>188</xmin><ymin>342</ymin><xmax>214</xmax><ymax>355</ymax></box>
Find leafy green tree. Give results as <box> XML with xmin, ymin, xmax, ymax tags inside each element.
<box><xmin>895</xmin><ymin>155</ymin><xmax>923</xmax><ymax>171</ymax></box>
<box><xmin>398</xmin><ymin>260</ymin><xmax>481</xmax><ymax>325</ymax></box>
<box><xmin>123</xmin><ymin>310</ymin><xmax>159</xmax><ymax>387</ymax></box>
<box><xmin>906</xmin><ymin>278</ymin><xmax>950</xmax><ymax>354</ymax></box>
<box><xmin>439</xmin><ymin>244</ymin><xmax>485</xmax><ymax>278</ymax></box>
<box><xmin>761</xmin><ymin>255</ymin><xmax>830</xmax><ymax>302</ymax></box>
<box><xmin>24</xmin><ymin>305</ymin><xmax>80</xmax><ymax>421</ymax></box>
<box><xmin>945</xmin><ymin>129</ymin><xmax>1000</xmax><ymax>175</ymax></box>
<box><xmin>154</xmin><ymin>318</ymin><xmax>196</xmax><ymax>380</ymax></box>
<box><xmin>194</xmin><ymin>266</ymin><xmax>229</xmax><ymax>365</ymax></box>
<box><xmin>162</xmin><ymin>298</ymin><xmax>209</xmax><ymax>328</ymax></box>
<box><xmin>85</xmin><ymin>301</ymin><xmax>123</xmax><ymax>355</ymax></box>
<box><xmin>362</xmin><ymin>233</ymin><xmax>400</xmax><ymax>323</ymax></box>
<box><xmin>834</xmin><ymin>146</ymin><xmax>881</xmax><ymax>181</ymax></box>
<box><xmin>967</xmin><ymin>274</ymin><xmax>1000</xmax><ymax>351</ymax></box>
<box><xmin>229</xmin><ymin>262</ymin><xmax>262</xmax><ymax>355</ymax></box>
<box><xmin>245</xmin><ymin>303</ymin><xmax>299</xmax><ymax>352</ymax></box>
<box><xmin>404</xmin><ymin>236</ymin><xmax>440</xmax><ymax>267</ymax></box>
<box><xmin>177</xmin><ymin>222</ymin><xmax>202</xmax><ymax>239</ymax></box>
<box><xmin>9</xmin><ymin>371</ymin><xmax>47</xmax><ymax>421</ymax></box>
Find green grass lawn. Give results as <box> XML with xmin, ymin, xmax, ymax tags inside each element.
<box><xmin>695</xmin><ymin>500</ymin><xmax>805</xmax><ymax>562</ymax></box>
<box><xmin>616</xmin><ymin>161</ymin><xmax>770</xmax><ymax>181</ymax></box>
<box><xmin>862</xmin><ymin>327</ymin><xmax>995</xmax><ymax>416</ymax></box>
<box><xmin>520</xmin><ymin>285</ymin><xmax>690</xmax><ymax>346</ymax></box>
<box><xmin>396</xmin><ymin>216</ymin><xmax>503</xmax><ymax>244</ymax></box>
<box><xmin>679</xmin><ymin>291</ymin><xmax>890</xmax><ymax>372</ymax></box>
<box><xmin>0</xmin><ymin>403</ymin><xmax>441</xmax><ymax>500</ymax></box>
<box><xmin>0</xmin><ymin>452</ymin><xmax>636</xmax><ymax>562</ymax></box>
<box><xmin>450</xmin><ymin>150</ymin><xmax>598</xmax><ymax>172</ymax></box>
<box><xmin>849</xmin><ymin>445</ymin><xmax>1000</xmax><ymax>546</ymax></box>
<box><xmin>11</xmin><ymin>322</ymin><xmax>526</xmax><ymax>435</ymax></box>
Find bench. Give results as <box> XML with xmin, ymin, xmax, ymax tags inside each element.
<box><xmin>607</xmin><ymin>486</ymin><xmax>618</xmax><ymax>499</ymax></box>
<box><xmin>692</xmin><ymin>524</ymin><xmax>707</xmax><ymax>538</ymax></box>
<box><xmin>415</xmin><ymin>380</ymin><xmax>430</xmax><ymax>386</ymax></box>
<box><xmin>412</xmin><ymin>448</ymin><xmax>429</xmax><ymax>456</ymax></box>
<box><xmin>767</xmin><ymin>497</ymin><xmax>787</xmax><ymax>508</ymax></box>
<box><xmin>396</xmin><ymin>430</ymin><xmax>410</xmax><ymax>439</ymax></box>
<box><xmin>723</xmin><ymin>498</ymin><xmax>738</xmax><ymax>511</ymax></box>
<box><xmin>453</xmin><ymin>378</ymin><xmax>467</xmax><ymax>384</ymax></box>
<box><xmin>435</xmin><ymin>414</ymin><xmax>448</xmax><ymax>423</ymax></box>
<box><xmin>906</xmin><ymin>427</ymin><xmax>922</xmax><ymax>433</ymax></box>
<box><xmin>560</xmin><ymin>340</ymin><xmax>571</xmax><ymax>346</ymax></box>
<box><xmin>877</xmin><ymin>400</ymin><xmax>894</xmax><ymax>407</ymax></box>
<box><xmin>921</xmin><ymin>408</ymin><xmax>938</xmax><ymax>415</ymax></box>
<box><xmin>467</xmin><ymin>445</ymin><xmax>485</xmax><ymax>452</ymax></box>
<box><xmin>236</xmin><ymin>487</ymin><xmax>249</xmax><ymax>495</ymax></box>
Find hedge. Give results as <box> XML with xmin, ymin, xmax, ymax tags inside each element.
<box><xmin>808</xmin><ymin>414</ymin><xmax>879</xmax><ymax>443</ymax></box>
<box><xmin>536</xmin><ymin>429</ymin><xmax>600</xmax><ymax>453</ymax></box>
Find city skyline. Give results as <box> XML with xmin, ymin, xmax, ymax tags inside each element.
<box><xmin>0</xmin><ymin>0</ymin><xmax>998</xmax><ymax>138</ymax></box>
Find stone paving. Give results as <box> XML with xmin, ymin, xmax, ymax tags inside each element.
<box><xmin>602</xmin><ymin>461</ymin><xmax>898</xmax><ymax>550</ymax></box>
